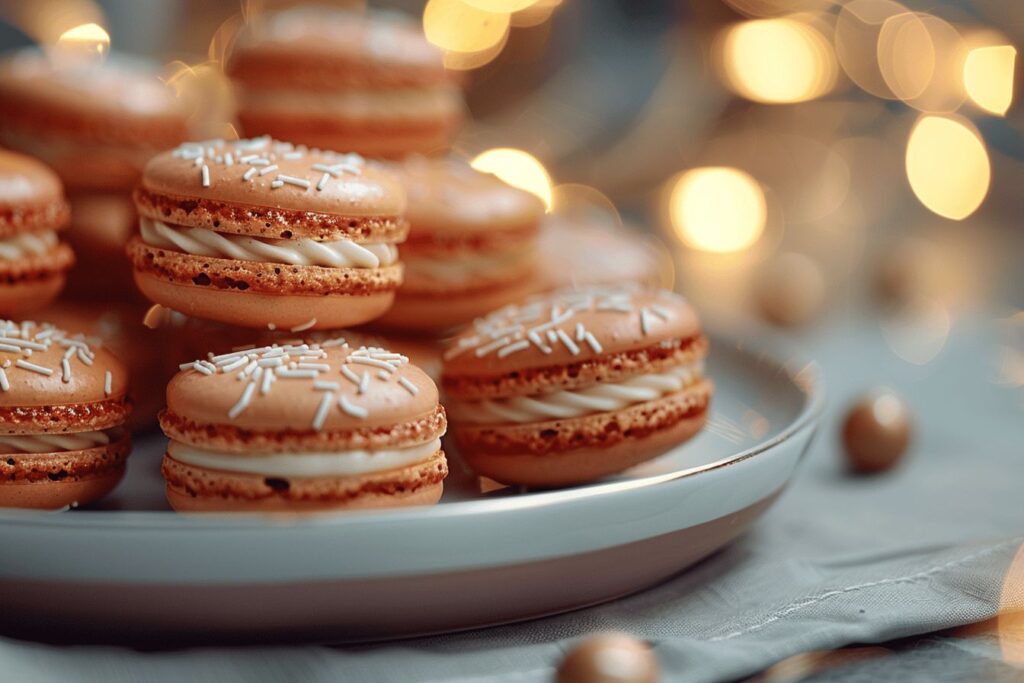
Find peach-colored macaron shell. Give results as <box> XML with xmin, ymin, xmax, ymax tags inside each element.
<box><xmin>0</xmin><ymin>339</ymin><xmax>128</xmax><ymax>408</ymax></box>
<box><xmin>167</xmin><ymin>344</ymin><xmax>439</xmax><ymax>433</ymax></box>
<box><xmin>0</xmin><ymin>149</ymin><xmax>64</xmax><ymax>210</ymax></box>
<box><xmin>397</xmin><ymin>157</ymin><xmax>545</xmax><ymax>237</ymax></box>
<box><xmin>443</xmin><ymin>288</ymin><xmax>702</xmax><ymax>379</ymax></box>
<box><xmin>141</xmin><ymin>140</ymin><xmax>406</xmax><ymax>219</ymax></box>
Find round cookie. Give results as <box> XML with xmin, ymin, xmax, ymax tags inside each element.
<box><xmin>533</xmin><ymin>215</ymin><xmax>671</xmax><ymax>293</ymax></box>
<box><xmin>442</xmin><ymin>285</ymin><xmax>711</xmax><ymax>486</ymax></box>
<box><xmin>161</xmin><ymin>335</ymin><xmax>448</xmax><ymax>512</ymax></box>
<box><xmin>128</xmin><ymin>137</ymin><xmax>408</xmax><ymax>330</ymax></box>
<box><xmin>226</xmin><ymin>7</ymin><xmax>462</xmax><ymax>158</ymax></box>
<box><xmin>0</xmin><ymin>150</ymin><xmax>74</xmax><ymax>315</ymax></box>
<box><xmin>374</xmin><ymin>156</ymin><xmax>544</xmax><ymax>333</ymax></box>
<box><xmin>0</xmin><ymin>319</ymin><xmax>132</xmax><ymax>509</ymax></box>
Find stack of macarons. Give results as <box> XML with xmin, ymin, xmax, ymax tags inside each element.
<box><xmin>226</xmin><ymin>7</ymin><xmax>463</xmax><ymax>158</ymax></box>
<box><xmin>0</xmin><ymin>49</ymin><xmax>188</xmax><ymax>301</ymax></box>
<box><xmin>377</xmin><ymin>156</ymin><xmax>545</xmax><ymax>332</ymax></box>
<box><xmin>128</xmin><ymin>136</ymin><xmax>408</xmax><ymax>330</ymax></box>
<box><xmin>441</xmin><ymin>285</ymin><xmax>711</xmax><ymax>486</ymax></box>
<box><xmin>0</xmin><ymin>150</ymin><xmax>74</xmax><ymax>315</ymax></box>
<box><xmin>161</xmin><ymin>335</ymin><xmax>447</xmax><ymax>512</ymax></box>
<box><xmin>0</xmin><ymin>319</ymin><xmax>132</xmax><ymax>509</ymax></box>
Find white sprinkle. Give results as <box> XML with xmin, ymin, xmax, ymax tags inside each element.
<box><xmin>220</xmin><ymin>356</ymin><xmax>248</xmax><ymax>372</ymax></box>
<box><xmin>247</xmin><ymin>158</ymin><xmax>270</xmax><ymax>166</ymax></box>
<box><xmin>575</xmin><ymin>323</ymin><xmax>585</xmax><ymax>342</ymax></box>
<box><xmin>224</xmin><ymin>152</ymin><xmax>234</xmax><ymax>166</ymax></box>
<box><xmin>194</xmin><ymin>157</ymin><xmax>204</xmax><ymax>167</ymax></box>
<box><xmin>290</xmin><ymin>318</ymin><xmax>317</xmax><ymax>332</ymax></box>
<box><xmin>260</xmin><ymin>369</ymin><xmax>275</xmax><ymax>395</ymax></box>
<box><xmin>475</xmin><ymin>336</ymin><xmax>512</xmax><ymax>358</ymax></box>
<box><xmin>377</xmin><ymin>369</ymin><xmax>390</xmax><ymax>381</ymax></box>
<box><xmin>257</xmin><ymin>357</ymin><xmax>284</xmax><ymax>368</ymax></box>
<box><xmin>61</xmin><ymin>358</ymin><xmax>71</xmax><ymax>382</ymax></box>
<box><xmin>271</xmin><ymin>180</ymin><xmax>284</xmax><ymax>189</ymax></box>
<box><xmin>238</xmin><ymin>154</ymin><xmax>259</xmax><ymax>163</ymax></box>
<box><xmin>313</xmin><ymin>380</ymin><xmax>340</xmax><ymax>391</ymax></box>
<box><xmin>556</xmin><ymin>329</ymin><xmax>581</xmax><ymax>355</ymax></box>
<box><xmin>201</xmin><ymin>164</ymin><xmax>210</xmax><ymax>187</ymax></box>
<box><xmin>312</xmin><ymin>392</ymin><xmax>334</xmax><ymax>431</ymax></box>
<box><xmin>528</xmin><ymin>330</ymin><xmax>552</xmax><ymax>354</ymax></box>
<box><xmin>283</xmin><ymin>151</ymin><xmax>304</xmax><ymax>160</ymax></box>
<box><xmin>275</xmin><ymin>368</ymin><xmax>318</xmax><ymax>379</ymax></box>
<box><xmin>243</xmin><ymin>167</ymin><xmax>258</xmax><ymax>181</ymax></box>
<box><xmin>104</xmin><ymin>371</ymin><xmax>112</xmax><ymax>396</ymax></box>
<box><xmin>546</xmin><ymin>329</ymin><xmax>559</xmax><ymax>344</ymax></box>
<box><xmin>340</xmin><ymin>365</ymin><xmax>361</xmax><ymax>386</ymax></box>
<box><xmin>497</xmin><ymin>340</ymin><xmax>531</xmax><ymax>358</ymax></box>
<box><xmin>77</xmin><ymin>349</ymin><xmax>93</xmax><ymax>366</ymax></box>
<box><xmin>240</xmin><ymin>359</ymin><xmax>259</xmax><ymax>377</ymax></box>
<box><xmin>311</xmin><ymin>163</ymin><xmax>340</xmax><ymax>176</ymax></box>
<box><xmin>320</xmin><ymin>337</ymin><xmax>347</xmax><ymax>348</ymax></box>
<box><xmin>358</xmin><ymin>371</ymin><xmax>369</xmax><ymax>394</ymax></box>
<box><xmin>297</xmin><ymin>362</ymin><xmax>330</xmax><ymax>371</ymax></box>
<box><xmin>0</xmin><ymin>343</ymin><xmax>20</xmax><ymax>353</ymax></box>
<box><xmin>338</xmin><ymin>394</ymin><xmax>368</xmax><ymax>419</ymax></box>
<box><xmin>640</xmin><ymin>308</ymin><xmax>653</xmax><ymax>335</ymax></box>
<box><xmin>583</xmin><ymin>331</ymin><xmax>603</xmax><ymax>354</ymax></box>
<box><xmin>0</xmin><ymin>368</ymin><xmax>8</xmax><ymax>391</ymax></box>
<box><xmin>316</xmin><ymin>173</ymin><xmax>330</xmax><ymax>191</ymax></box>
<box><xmin>228</xmin><ymin>381</ymin><xmax>257</xmax><ymax>418</ymax></box>
<box><xmin>278</xmin><ymin>175</ymin><xmax>311</xmax><ymax>189</ymax></box>
<box><xmin>258</xmin><ymin>164</ymin><xmax>279</xmax><ymax>176</ymax></box>
<box><xmin>192</xmin><ymin>362</ymin><xmax>214</xmax><ymax>375</ymax></box>
<box><xmin>398</xmin><ymin>377</ymin><xmax>419</xmax><ymax>395</ymax></box>
<box><xmin>347</xmin><ymin>356</ymin><xmax>397</xmax><ymax>372</ymax></box>
<box><xmin>649</xmin><ymin>304</ymin><xmax>671</xmax><ymax>320</ymax></box>
<box><xmin>15</xmin><ymin>360</ymin><xmax>52</xmax><ymax>376</ymax></box>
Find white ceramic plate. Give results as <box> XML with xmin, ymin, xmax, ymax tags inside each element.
<box><xmin>0</xmin><ymin>331</ymin><xmax>822</xmax><ymax>644</ymax></box>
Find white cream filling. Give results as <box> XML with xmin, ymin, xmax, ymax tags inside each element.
<box><xmin>236</xmin><ymin>85</ymin><xmax>462</xmax><ymax>120</ymax></box>
<box><xmin>140</xmin><ymin>218</ymin><xmax>398</xmax><ymax>269</ymax></box>
<box><xmin>0</xmin><ymin>230</ymin><xmax>58</xmax><ymax>261</ymax></box>
<box><xmin>450</xmin><ymin>362</ymin><xmax>704</xmax><ymax>425</ymax></box>
<box><xmin>403</xmin><ymin>247</ymin><xmax>533</xmax><ymax>284</ymax></box>
<box><xmin>167</xmin><ymin>437</ymin><xmax>440</xmax><ymax>478</ymax></box>
<box><xmin>0</xmin><ymin>429</ymin><xmax>111</xmax><ymax>454</ymax></box>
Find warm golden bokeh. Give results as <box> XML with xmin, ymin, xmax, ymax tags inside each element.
<box><xmin>52</xmin><ymin>21</ymin><xmax>109</xmax><ymax>64</ymax></box>
<box><xmin>877</xmin><ymin>12</ymin><xmax>965</xmax><ymax>113</ymax></box>
<box><xmin>963</xmin><ymin>44</ymin><xmax>1017</xmax><ymax>116</ymax></box>
<box><xmin>471</xmin><ymin>148</ymin><xmax>554</xmax><ymax>210</ymax></box>
<box><xmin>668</xmin><ymin>167</ymin><xmax>767</xmax><ymax>253</ymax></box>
<box><xmin>905</xmin><ymin>115</ymin><xmax>990</xmax><ymax>220</ymax></box>
<box><xmin>719</xmin><ymin>17</ymin><xmax>836</xmax><ymax>104</ymax></box>
<box><xmin>462</xmin><ymin>0</ymin><xmax>539</xmax><ymax>11</ymax></box>
<box><xmin>835</xmin><ymin>0</ymin><xmax>909</xmax><ymax>99</ymax></box>
<box><xmin>423</xmin><ymin>0</ymin><xmax>510</xmax><ymax>55</ymax></box>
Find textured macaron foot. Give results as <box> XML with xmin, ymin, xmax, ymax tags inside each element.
<box><xmin>130</xmin><ymin>137</ymin><xmax>408</xmax><ymax>329</ymax></box>
<box><xmin>442</xmin><ymin>285</ymin><xmax>712</xmax><ymax>487</ymax></box>
<box><xmin>0</xmin><ymin>320</ymin><xmax>132</xmax><ymax>509</ymax></box>
<box><xmin>161</xmin><ymin>334</ymin><xmax>448</xmax><ymax>513</ymax></box>
<box><xmin>0</xmin><ymin>150</ymin><xmax>74</xmax><ymax>315</ymax></box>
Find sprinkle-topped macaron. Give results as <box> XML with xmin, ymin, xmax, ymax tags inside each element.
<box><xmin>161</xmin><ymin>336</ymin><xmax>447</xmax><ymax>512</ymax></box>
<box><xmin>128</xmin><ymin>136</ymin><xmax>408</xmax><ymax>330</ymax></box>
<box><xmin>0</xmin><ymin>320</ymin><xmax>131</xmax><ymax>509</ymax></box>
<box><xmin>375</xmin><ymin>156</ymin><xmax>544</xmax><ymax>332</ymax></box>
<box><xmin>226</xmin><ymin>7</ymin><xmax>463</xmax><ymax>158</ymax></box>
<box><xmin>0</xmin><ymin>150</ymin><xmax>74</xmax><ymax>315</ymax></box>
<box><xmin>442</xmin><ymin>286</ymin><xmax>711</xmax><ymax>486</ymax></box>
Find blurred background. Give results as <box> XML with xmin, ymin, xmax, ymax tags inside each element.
<box><xmin>0</xmin><ymin>0</ymin><xmax>1021</xmax><ymax>390</ymax></box>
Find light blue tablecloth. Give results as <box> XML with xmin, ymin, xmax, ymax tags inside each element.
<box><xmin>4</xmin><ymin>312</ymin><xmax>1023</xmax><ymax>682</ymax></box>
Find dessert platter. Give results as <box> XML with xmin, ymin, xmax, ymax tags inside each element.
<box><xmin>0</xmin><ymin>6</ymin><xmax>822</xmax><ymax>645</ymax></box>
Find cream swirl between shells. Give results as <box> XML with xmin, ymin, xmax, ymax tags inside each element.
<box><xmin>449</xmin><ymin>361</ymin><xmax>704</xmax><ymax>425</ymax></box>
<box><xmin>140</xmin><ymin>218</ymin><xmax>398</xmax><ymax>269</ymax></box>
<box><xmin>0</xmin><ymin>230</ymin><xmax>58</xmax><ymax>261</ymax></box>
<box><xmin>167</xmin><ymin>437</ymin><xmax>440</xmax><ymax>477</ymax></box>
<box><xmin>0</xmin><ymin>429</ymin><xmax>111</xmax><ymax>454</ymax></box>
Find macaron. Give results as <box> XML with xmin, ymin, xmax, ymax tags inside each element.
<box><xmin>128</xmin><ymin>137</ymin><xmax>408</xmax><ymax>330</ymax></box>
<box><xmin>161</xmin><ymin>336</ymin><xmax>448</xmax><ymax>512</ymax></box>
<box><xmin>0</xmin><ymin>150</ymin><xmax>74</xmax><ymax>315</ymax></box>
<box><xmin>226</xmin><ymin>7</ymin><xmax>463</xmax><ymax>158</ymax></box>
<box><xmin>0</xmin><ymin>49</ymin><xmax>188</xmax><ymax>193</ymax></box>
<box><xmin>0</xmin><ymin>319</ymin><xmax>132</xmax><ymax>509</ymax></box>
<box><xmin>442</xmin><ymin>286</ymin><xmax>711</xmax><ymax>486</ymax></box>
<box><xmin>533</xmin><ymin>214</ymin><xmax>671</xmax><ymax>293</ymax></box>
<box><xmin>374</xmin><ymin>156</ymin><xmax>544</xmax><ymax>332</ymax></box>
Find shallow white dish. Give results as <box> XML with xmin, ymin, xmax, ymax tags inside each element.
<box><xmin>0</xmin><ymin>331</ymin><xmax>822</xmax><ymax>644</ymax></box>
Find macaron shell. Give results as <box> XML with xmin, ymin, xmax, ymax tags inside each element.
<box><xmin>0</xmin><ymin>434</ymin><xmax>130</xmax><ymax>509</ymax></box>
<box><xmin>451</xmin><ymin>382</ymin><xmax>712</xmax><ymax>486</ymax></box>
<box><xmin>162</xmin><ymin>448</ymin><xmax>447</xmax><ymax>511</ymax></box>
<box><xmin>442</xmin><ymin>288</ymin><xmax>703</xmax><ymax>383</ymax></box>
<box><xmin>0</xmin><ymin>271</ymin><xmax>69</xmax><ymax>317</ymax></box>
<box><xmin>0</xmin><ymin>149</ymin><xmax>64</xmax><ymax>209</ymax></box>
<box><xmin>0</xmin><ymin>337</ymin><xmax>128</xmax><ymax>408</ymax></box>
<box><xmin>396</xmin><ymin>157</ymin><xmax>545</xmax><ymax>237</ymax></box>
<box><xmin>376</xmin><ymin>277</ymin><xmax>537</xmax><ymax>334</ymax></box>
<box><xmin>141</xmin><ymin>141</ymin><xmax>406</xmax><ymax>219</ymax></box>
<box><xmin>166</xmin><ymin>345</ymin><xmax>439</xmax><ymax>433</ymax></box>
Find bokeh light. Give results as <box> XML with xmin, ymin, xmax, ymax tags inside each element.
<box><xmin>963</xmin><ymin>44</ymin><xmax>1017</xmax><ymax>116</ymax></box>
<box><xmin>835</xmin><ymin>0</ymin><xmax>909</xmax><ymax>99</ymax></box>
<box><xmin>668</xmin><ymin>167</ymin><xmax>767</xmax><ymax>253</ymax></box>
<box><xmin>880</xmin><ymin>297</ymin><xmax>951</xmax><ymax>365</ymax></box>
<box><xmin>51</xmin><ymin>21</ymin><xmax>110</xmax><ymax>65</ymax></box>
<box><xmin>876</xmin><ymin>12</ymin><xmax>966</xmax><ymax>113</ymax></box>
<box><xmin>423</xmin><ymin>0</ymin><xmax>510</xmax><ymax>55</ymax></box>
<box><xmin>719</xmin><ymin>17</ymin><xmax>836</xmax><ymax>104</ymax></box>
<box><xmin>462</xmin><ymin>0</ymin><xmax>538</xmax><ymax>11</ymax></box>
<box><xmin>471</xmin><ymin>148</ymin><xmax>553</xmax><ymax>211</ymax></box>
<box><xmin>0</xmin><ymin>0</ymin><xmax>106</xmax><ymax>46</ymax></box>
<box><xmin>905</xmin><ymin>115</ymin><xmax>990</xmax><ymax>221</ymax></box>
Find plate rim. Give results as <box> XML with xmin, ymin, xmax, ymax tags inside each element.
<box><xmin>0</xmin><ymin>325</ymin><xmax>825</xmax><ymax>531</ymax></box>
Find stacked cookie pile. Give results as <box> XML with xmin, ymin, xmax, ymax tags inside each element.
<box><xmin>0</xmin><ymin>7</ymin><xmax>709</xmax><ymax>514</ymax></box>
